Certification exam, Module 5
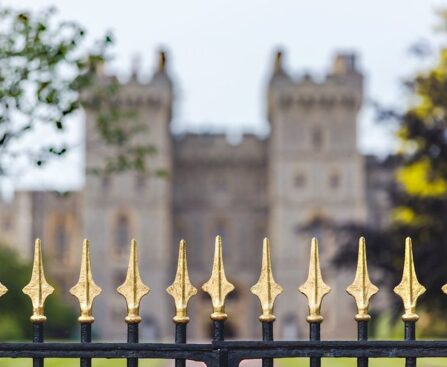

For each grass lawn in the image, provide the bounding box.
[0,359,165,367]
[0,357,446,367]
[278,358,447,367]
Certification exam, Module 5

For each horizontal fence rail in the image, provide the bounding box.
[0,235,443,366]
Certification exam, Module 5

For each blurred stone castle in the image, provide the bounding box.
[0,50,393,341]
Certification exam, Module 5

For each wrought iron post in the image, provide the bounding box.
[203,235,234,344]
[23,239,54,367]
[167,239,197,367]
[346,237,378,367]
[117,239,150,367]
[70,239,102,367]
[299,238,331,367]
[251,238,283,367]
[394,238,425,367]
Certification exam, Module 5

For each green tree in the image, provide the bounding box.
[336,11,447,335]
[0,6,156,177]
[0,245,76,340]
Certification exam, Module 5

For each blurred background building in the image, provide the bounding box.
[0,50,394,341]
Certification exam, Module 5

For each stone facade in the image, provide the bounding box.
[0,50,393,341]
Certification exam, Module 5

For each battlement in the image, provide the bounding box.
[268,50,363,117]
[90,50,173,108]
[173,133,267,164]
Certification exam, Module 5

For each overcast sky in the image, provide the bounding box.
[2,0,445,191]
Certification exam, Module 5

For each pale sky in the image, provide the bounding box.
[2,0,445,191]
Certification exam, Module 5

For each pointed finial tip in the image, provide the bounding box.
[394,237,425,322]
[359,236,365,243]
[167,239,197,323]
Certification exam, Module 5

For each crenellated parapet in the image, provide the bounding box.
[268,50,363,121]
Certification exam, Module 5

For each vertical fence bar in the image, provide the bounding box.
[405,321,416,367]
[393,238,425,367]
[250,238,282,367]
[309,322,321,367]
[80,323,92,367]
[175,323,187,367]
[127,323,139,367]
[32,323,44,367]
[213,320,225,342]
[117,240,150,367]
[262,321,274,367]
[357,320,368,367]
[167,240,198,367]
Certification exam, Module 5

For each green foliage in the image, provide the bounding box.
[0,245,76,340]
[336,11,447,336]
[0,6,158,177]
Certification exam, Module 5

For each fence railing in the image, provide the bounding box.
[0,235,445,367]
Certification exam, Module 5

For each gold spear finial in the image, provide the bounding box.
[70,239,102,324]
[117,239,150,324]
[23,239,54,323]
[202,235,235,321]
[346,237,379,321]
[393,237,426,322]
[167,239,197,324]
[250,238,283,322]
[0,281,7,299]
[298,238,331,323]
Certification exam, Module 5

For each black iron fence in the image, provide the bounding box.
[0,235,444,367]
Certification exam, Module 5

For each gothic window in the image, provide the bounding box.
[329,172,341,189]
[294,172,306,188]
[115,214,130,255]
[283,314,299,339]
[54,219,68,261]
[136,174,146,190]
[312,127,323,150]
[141,316,158,340]
[102,176,111,190]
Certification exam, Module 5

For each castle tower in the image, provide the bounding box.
[82,51,173,340]
[267,51,367,338]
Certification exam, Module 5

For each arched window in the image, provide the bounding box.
[115,214,130,255]
[54,219,68,261]
[283,314,299,339]
[312,127,323,150]
[329,171,341,189]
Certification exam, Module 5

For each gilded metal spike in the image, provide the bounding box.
[202,235,235,321]
[167,240,197,323]
[250,238,283,322]
[346,237,379,321]
[0,282,7,298]
[70,239,102,324]
[393,237,426,322]
[298,238,331,323]
[117,239,150,324]
[22,239,54,323]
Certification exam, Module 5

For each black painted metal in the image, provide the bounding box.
[261,321,273,367]
[80,323,91,367]
[309,323,320,367]
[32,323,43,367]
[175,323,187,367]
[127,323,139,367]
[213,320,224,342]
[405,321,416,367]
[10,320,447,366]
[357,320,368,367]
[3,340,447,359]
